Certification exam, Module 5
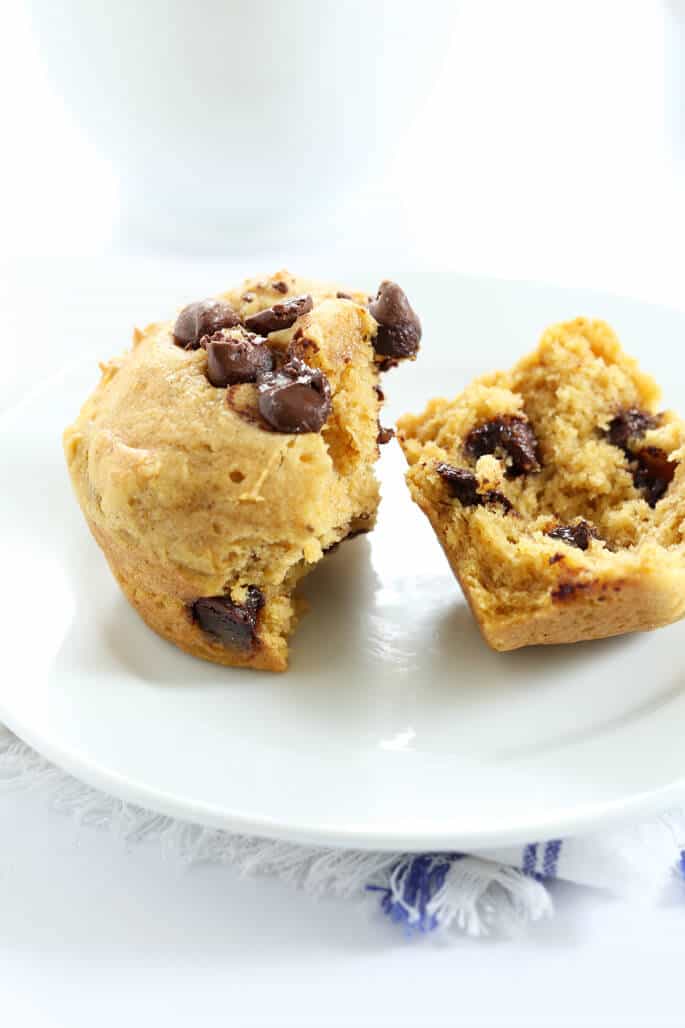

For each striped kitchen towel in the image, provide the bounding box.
[1,725,683,937]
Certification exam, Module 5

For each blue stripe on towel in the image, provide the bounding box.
[522,843,539,877]
[543,840,563,879]
[368,854,463,933]
[521,841,562,881]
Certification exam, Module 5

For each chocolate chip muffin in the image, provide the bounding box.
[398,318,685,651]
[64,272,421,671]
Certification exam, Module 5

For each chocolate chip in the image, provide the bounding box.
[369,281,422,362]
[336,291,352,300]
[606,408,660,452]
[633,446,678,507]
[241,291,256,303]
[256,356,331,433]
[244,294,313,335]
[272,280,289,294]
[546,520,599,551]
[485,490,513,512]
[374,384,385,403]
[204,327,273,387]
[435,462,513,512]
[437,464,482,506]
[173,299,240,350]
[605,410,676,505]
[464,415,541,476]
[552,580,593,603]
[191,587,264,651]
[377,424,394,445]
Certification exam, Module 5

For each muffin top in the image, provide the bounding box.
[64,271,420,587]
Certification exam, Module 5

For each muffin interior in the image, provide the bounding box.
[398,319,685,631]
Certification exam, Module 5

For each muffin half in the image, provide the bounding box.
[398,318,685,651]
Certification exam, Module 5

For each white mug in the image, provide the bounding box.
[28,0,457,253]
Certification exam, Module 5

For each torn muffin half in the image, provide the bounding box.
[397,318,685,651]
[64,272,421,671]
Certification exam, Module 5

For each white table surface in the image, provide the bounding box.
[1,257,684,1028]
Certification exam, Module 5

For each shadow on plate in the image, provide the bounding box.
[65,528,648,699]
[54,515,680,766]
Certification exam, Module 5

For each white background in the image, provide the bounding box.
[2,0,685,306]
[2,1,685,1026]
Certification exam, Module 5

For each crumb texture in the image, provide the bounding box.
[398,318,685,650]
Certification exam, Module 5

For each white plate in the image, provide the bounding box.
[3,271,685,852]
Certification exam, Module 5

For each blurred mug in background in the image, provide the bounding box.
[666,0,685,162]
[27,0,457,255]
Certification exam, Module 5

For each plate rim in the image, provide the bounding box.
[2,699,685,851]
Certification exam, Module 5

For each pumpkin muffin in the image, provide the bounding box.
[398,318,685,651]
[64,272,421,671]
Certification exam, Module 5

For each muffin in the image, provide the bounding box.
[397,318,685,651]
[64,272,421,671]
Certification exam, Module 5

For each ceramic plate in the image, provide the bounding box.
[2,271,685,851]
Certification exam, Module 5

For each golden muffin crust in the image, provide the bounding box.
[398,318,685,651]
[64,271,420,671]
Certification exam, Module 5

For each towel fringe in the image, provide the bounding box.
[1,725,682,937]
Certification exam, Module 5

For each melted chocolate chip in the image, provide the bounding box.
[486,490,513,512]
[173,299,240,350]
[435,463,513,512]
[244,294,313,335]
[606,408,659,452]
[605,409,676,506]
[192,587,264,651]
[546,520,599,551]
[336,291,352,300]
[633,447,678,507]
[436,464,481,505]
[373,383,393,444]
[256,356,331,433]
[369,281,422,362]
[552,580,593,602]
[204,327,273,387]
[272,280,289,294]
[464,415,541,476]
